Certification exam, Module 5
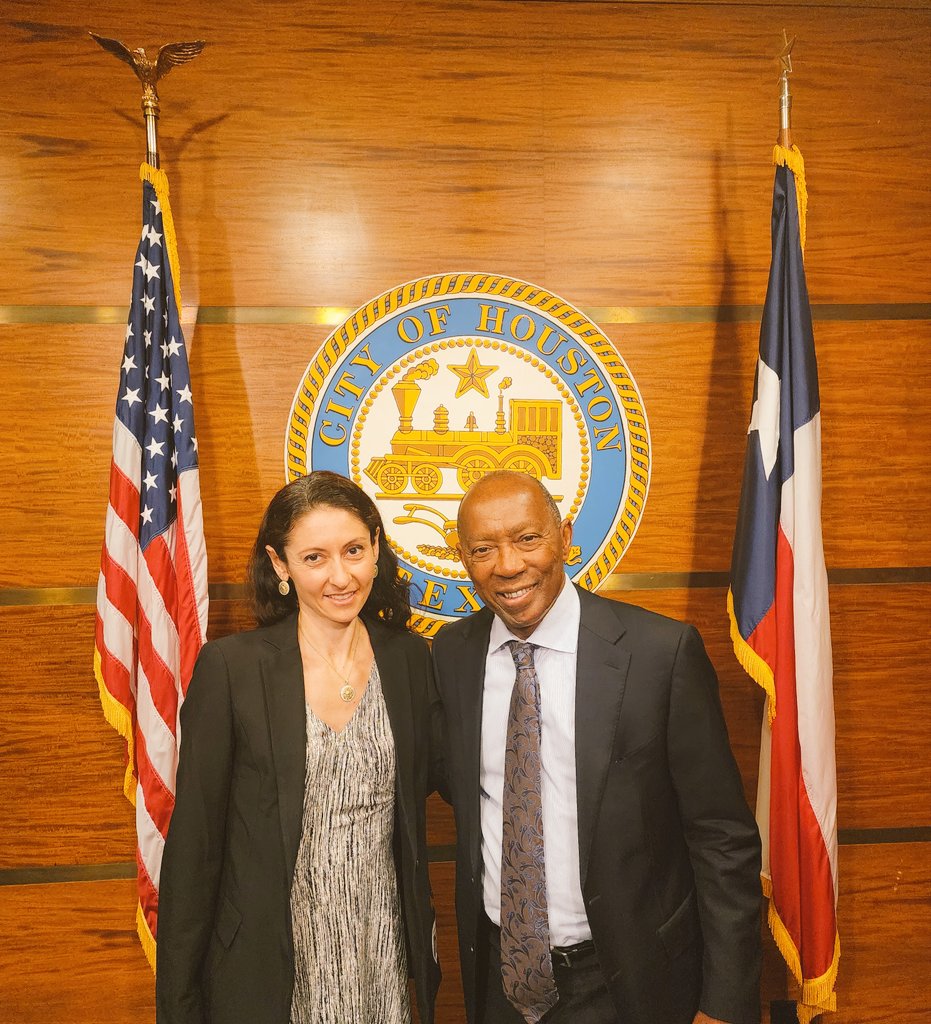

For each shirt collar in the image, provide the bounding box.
[488,574,579,655]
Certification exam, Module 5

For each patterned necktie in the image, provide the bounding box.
[500,640,558,1023]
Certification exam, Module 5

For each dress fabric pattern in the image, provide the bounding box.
[289,662,411,1024]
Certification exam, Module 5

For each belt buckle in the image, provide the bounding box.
[550,942,590,969]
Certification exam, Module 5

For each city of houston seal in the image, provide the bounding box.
[286,273,651,635]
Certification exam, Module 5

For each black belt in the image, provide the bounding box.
[484,917,596,970]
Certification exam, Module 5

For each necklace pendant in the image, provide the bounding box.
[339,684,355,703]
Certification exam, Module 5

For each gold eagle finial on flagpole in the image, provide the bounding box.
[776,30,796,149]
[89,33,205,168]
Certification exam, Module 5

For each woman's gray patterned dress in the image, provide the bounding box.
[289,662,411,1024]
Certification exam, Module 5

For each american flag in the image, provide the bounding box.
[728,146,839,1023]
[95,165,208,965]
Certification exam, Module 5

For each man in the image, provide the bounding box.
[432,471,762,1024]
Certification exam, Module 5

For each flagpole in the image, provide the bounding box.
[88,32,206,167]
[776,30,796,149]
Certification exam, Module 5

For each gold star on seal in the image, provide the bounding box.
[448,349,498,398]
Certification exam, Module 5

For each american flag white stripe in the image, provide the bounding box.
[95,164,207,966]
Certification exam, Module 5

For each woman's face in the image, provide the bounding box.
[267,505,379,629]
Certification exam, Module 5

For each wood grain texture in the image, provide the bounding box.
[0,2,928,308]
[0,879,154,1023]
[831,842,931,1023]
[2,318,928,587]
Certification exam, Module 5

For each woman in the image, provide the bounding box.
[156,471,441,1024]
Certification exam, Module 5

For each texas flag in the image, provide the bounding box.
[728,146,840,1024]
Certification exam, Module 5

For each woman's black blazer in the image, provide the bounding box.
[155,613,441,1024]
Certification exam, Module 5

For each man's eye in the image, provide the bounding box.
[471,546,491,557]
[519,534,540,544]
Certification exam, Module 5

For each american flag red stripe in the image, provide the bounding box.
[95,163,208,966]
[728,146,839,1023]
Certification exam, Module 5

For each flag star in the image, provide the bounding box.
[172,414,185,433]
[150,404,169,425]
[121,353,137,374]
[135,254,148,275]
[167,337,183,357]
[144,329,152,347]
[142,293,156,314]
[163,310,169,326]
[143,470,158,491]
[748,357,781,480]
[121,387,141,408]
[146,438,166,459]
[160,341,171,358]
[171,450,178,468]
[155,372,171,391]
[143,260,160,282]
[191,436,199,452]
[177,384,193,405]
[147,227,162,247]
[125,323,134,342]
[169,484,177,503]
[141,505,154,524]
[151,197,161,215]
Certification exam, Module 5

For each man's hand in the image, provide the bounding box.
[693,1013,729,1024]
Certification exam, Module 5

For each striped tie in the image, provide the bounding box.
[500,640,558,1023]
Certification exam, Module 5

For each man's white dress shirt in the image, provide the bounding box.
[480,575,592,946]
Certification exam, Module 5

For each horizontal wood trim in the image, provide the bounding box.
[5,827,930,885]
[3,566,929,606]
[2,303,929,325]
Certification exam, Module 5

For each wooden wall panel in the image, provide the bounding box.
[0,879,154,1024]
[2,318,928,588]
[1,3,928,308]
[0,606,135,869]
[832,842,931,1023]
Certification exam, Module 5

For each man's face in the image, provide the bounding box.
[457,476,572,639]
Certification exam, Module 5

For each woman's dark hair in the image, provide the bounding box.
[248,471,411,629]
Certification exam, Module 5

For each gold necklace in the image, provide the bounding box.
[298,616,361,703]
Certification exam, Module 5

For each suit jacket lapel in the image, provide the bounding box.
[574,586,631,888]
[453,608,492,875]
[260,614,307,883]
[370,621,416,851]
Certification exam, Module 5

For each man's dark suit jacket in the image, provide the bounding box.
[432,584,762,1024]
[156,613,441,1024]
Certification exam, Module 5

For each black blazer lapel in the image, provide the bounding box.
[260,614,307,883]
[453,608,493,875]
[370,622,416,852]
[574,587,631,888]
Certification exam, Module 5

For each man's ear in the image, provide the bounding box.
[559,517,574,557]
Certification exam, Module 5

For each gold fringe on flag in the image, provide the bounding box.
[139,163,183,313]
[773,144,808,253]
[761,875,840,1023]
[727,587,777,724]
[93,646,137,805]
[137,903,157,970]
